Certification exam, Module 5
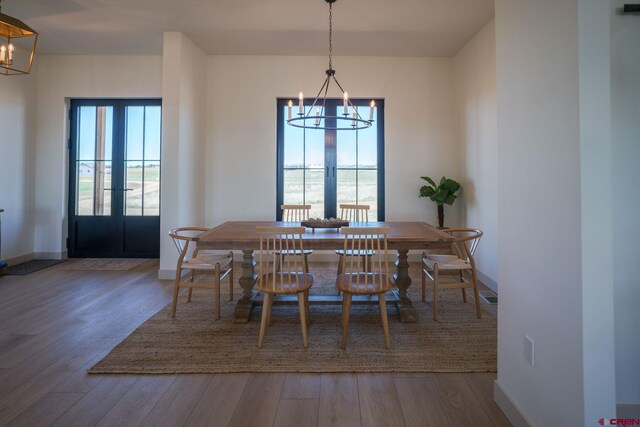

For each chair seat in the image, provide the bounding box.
[336,273,393,294]
[274,249,314,255]
[335,249,376,256]
[183,253,233,270]
[423,254,471,271]
[258,272,314,294]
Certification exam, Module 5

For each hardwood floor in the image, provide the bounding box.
[0,260,509,427]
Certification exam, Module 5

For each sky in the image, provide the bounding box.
[283,105,379,169]
[77,106,161,164]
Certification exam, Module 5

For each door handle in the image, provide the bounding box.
[122,188,133,192]
[332,166,335,177]
[326,166,329,177]
[104,188,115,191]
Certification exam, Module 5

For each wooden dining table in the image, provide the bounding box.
[195,221,452,323]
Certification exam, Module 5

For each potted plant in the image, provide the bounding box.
[419,176,461,228]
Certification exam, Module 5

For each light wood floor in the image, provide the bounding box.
[0,260,510,427]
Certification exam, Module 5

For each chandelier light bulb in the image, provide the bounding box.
[298,92,304,115]
[287,100,293,120]
[0,45,5,64]
[7,43,13,63]
[343,92,349,115]
[369,100,375,121]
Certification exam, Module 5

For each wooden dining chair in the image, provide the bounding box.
[421,228,483,321]
[169,227,234,320]
[257,226,313,349]
[278,205,314,273]
[336,204,375,275]
[338,227,393,350]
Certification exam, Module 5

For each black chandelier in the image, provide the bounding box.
[287,0,375,131]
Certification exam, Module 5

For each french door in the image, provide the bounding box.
[68,99,162,258]
[276,98,385,220]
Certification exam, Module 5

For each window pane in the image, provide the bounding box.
[284,108,304,167]
[124,161,143,216]
[143,161,160,216]
[305,169,324,218]
[283,169,304,205]
[76,161,95,215]
[337,169,357,208]
[359,169,377,221]
[336,130,356,168]
[358,113,377,168]
[78,107,96,160]
[305,131,324,169]
[144,106,162,160]
[126,106,144,160]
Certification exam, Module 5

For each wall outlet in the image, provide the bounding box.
[524,335,535,366]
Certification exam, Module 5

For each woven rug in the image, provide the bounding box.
[3,259,65,276]
[90,263,496,374]
[61,258,149,271]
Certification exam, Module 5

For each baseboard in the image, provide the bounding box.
[494,380,534,427]
[618,404,640,418]
[4,252,35,266]
[477,269,498,293]
[34,251,68,260]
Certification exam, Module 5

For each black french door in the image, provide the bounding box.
[276,98,385,221]
[68,99,162,258]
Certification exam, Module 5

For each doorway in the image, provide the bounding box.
[68,99,162,258]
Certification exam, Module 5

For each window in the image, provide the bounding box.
[276,98,385,220]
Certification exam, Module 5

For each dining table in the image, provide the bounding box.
[195,221,452,323]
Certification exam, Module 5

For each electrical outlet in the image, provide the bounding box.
[524,335,535,366]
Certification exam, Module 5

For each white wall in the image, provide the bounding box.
[611,0,640,410]
[495,0,616,425]
[206,55,460,228]
[159,33,207,275]
[0,66,37,262]
[33,55,162,257]
[452,20,498,291]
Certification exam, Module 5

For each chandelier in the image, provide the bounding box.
[287,0,374,131]
[0,0,38,76]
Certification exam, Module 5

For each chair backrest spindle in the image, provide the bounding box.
[257,226,308,291]
[339,204,370,223]
[281,205,311,222]
[340,226,390,292]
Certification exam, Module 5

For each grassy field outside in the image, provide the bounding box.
[77,165,160,216]
[283,168,378,220]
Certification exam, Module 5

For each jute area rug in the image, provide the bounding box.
[90,263,496,374]
[61,258,149,271]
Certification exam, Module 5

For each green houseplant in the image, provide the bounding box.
[419,176,461,228]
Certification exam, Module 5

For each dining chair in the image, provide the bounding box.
[338,227,393,350]
[257,226,313,349]
[336,204,375,275]
[421,228,483,321]
[278,205,313,273]
[169,227,234,320]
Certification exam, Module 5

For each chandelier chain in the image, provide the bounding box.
[328,1,332,70]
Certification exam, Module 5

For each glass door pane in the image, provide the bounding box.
[75,106,114,216]
[282,105,325,218]
[336,106,379,220]
[124,106,162,216]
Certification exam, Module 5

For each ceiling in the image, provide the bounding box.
[6,0,494,57]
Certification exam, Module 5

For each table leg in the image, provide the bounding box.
[393,249,418,323]
[234,249,257,323]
